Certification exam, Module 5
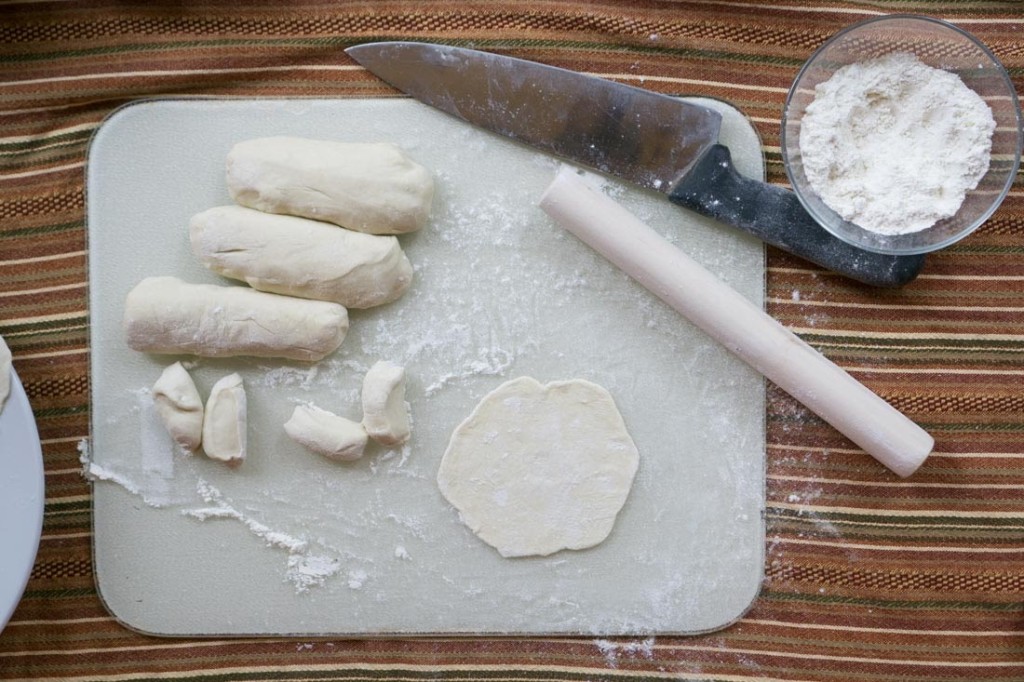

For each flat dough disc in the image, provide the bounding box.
[437,377,640,558]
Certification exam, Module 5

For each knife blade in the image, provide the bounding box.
[346,41,925,287]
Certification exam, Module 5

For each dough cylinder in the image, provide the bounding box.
[189,205,413,309]
[123,276,349,362]
[226,137,434,235]
[540,168,933,478]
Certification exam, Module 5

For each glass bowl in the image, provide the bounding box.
[782,14,1022,255]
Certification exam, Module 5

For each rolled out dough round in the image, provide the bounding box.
[437,377,639,558]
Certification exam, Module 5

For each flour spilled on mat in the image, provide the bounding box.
[80,393,349,595]
[593,637,657,668]
[81,443,345,594]
[184,479,342,593]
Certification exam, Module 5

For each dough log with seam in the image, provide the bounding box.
[123,276,349,361]
[226,137,434,235]
[190,205,413,309]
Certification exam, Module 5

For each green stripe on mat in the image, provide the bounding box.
[0,34,805,68]
[767,507,1024,528]
[0,219,84,239]
[761,589,1024,612]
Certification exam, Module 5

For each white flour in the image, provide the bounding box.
[183,480,343,593]
[799,52,995,235]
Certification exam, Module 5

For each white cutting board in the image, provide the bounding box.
[86,97,765,636]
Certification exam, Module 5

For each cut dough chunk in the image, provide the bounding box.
[361,360,410,446]
[226,137,434,235]
[190,205,413,309]
[123,276,348,361]
[284,405,368,462]
[202,373,246,465]
[437,377,639,558]
[152,362,203,451]
[0,334,11,414]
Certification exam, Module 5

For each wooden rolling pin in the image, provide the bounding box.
[540,168,933,478]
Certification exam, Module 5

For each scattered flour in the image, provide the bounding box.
[81,436,181,509]
[260,363,324,389]
[80,390,187,508]
[346,569,369,590]
[287,554,342,593]
[85,434,345,594]
[85,448,345,594]
[83,462,145,499]
[594,637,657,668]
[182,479,341,593]
[799,52,995,234]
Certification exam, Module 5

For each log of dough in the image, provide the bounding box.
[226,137,434,235]
[437,377,639,558]
[361,360,410,446]
[123,276,349,361]
[0,334,10,414]
[203,373,246,464]
[152,362,203,451]
[189,205,413,309]
[284,405,368,462]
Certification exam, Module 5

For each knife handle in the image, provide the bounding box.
[668,144,926,288]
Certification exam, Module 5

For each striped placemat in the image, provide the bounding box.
[1,2,1022,680]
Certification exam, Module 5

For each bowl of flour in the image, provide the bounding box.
[782,15,1021,255]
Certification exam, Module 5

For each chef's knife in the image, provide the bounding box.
[346,42,926,287]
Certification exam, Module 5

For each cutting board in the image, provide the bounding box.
[86,97,765,636]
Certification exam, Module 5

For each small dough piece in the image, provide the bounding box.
[202,373,246,464]
[437,377,639,558]
[284,405,368,462]
[361,360,410,446]
[190,205,413,309]
[123,276,348,361]
[0,334,11,413]
[226,137,434,235]
[152,362,203,451]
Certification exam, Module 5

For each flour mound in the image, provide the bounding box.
[799,52,995,235]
